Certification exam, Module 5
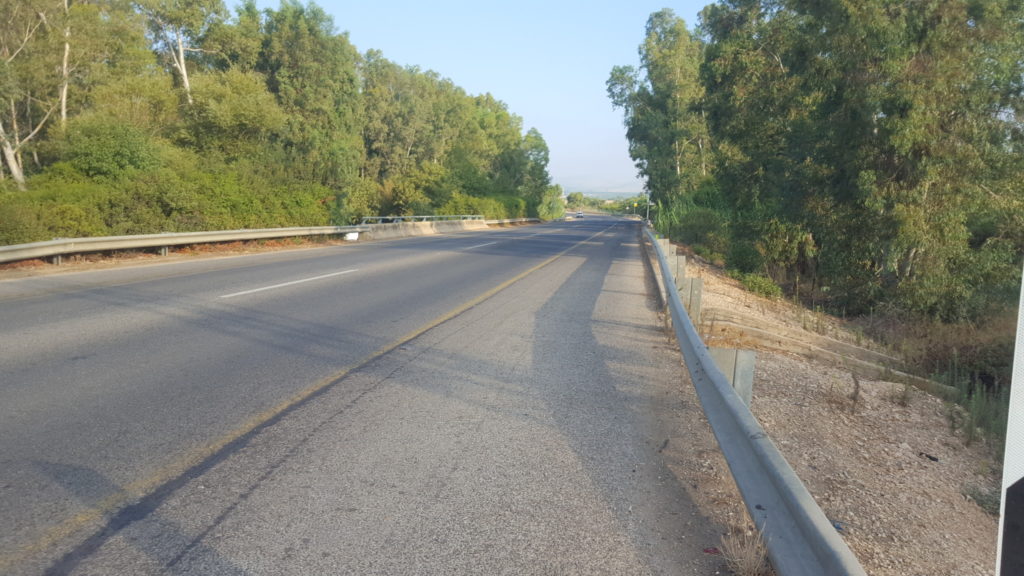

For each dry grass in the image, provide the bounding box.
[720,522,773,576]
[888,381,914,407]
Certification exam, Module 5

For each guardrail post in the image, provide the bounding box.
[675,254,687,290]
[679,277,703,325]
[709,348,757,406]
[160,246,169,257]
[52,254,62,266]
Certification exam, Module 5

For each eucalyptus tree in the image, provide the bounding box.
[257,0,362,187]
[519,127,551,205]
[54,0,150,128]
[360,51,431,194]
[0,0,55,188]
[135,0,226,104]
[799,0,1024,317]
[200,0,262,71]
[608,8,708,207]
[696,0,1024,317]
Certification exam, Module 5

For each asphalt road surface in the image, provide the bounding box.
[0,216,722,575]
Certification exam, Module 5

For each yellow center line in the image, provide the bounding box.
[0,221,622,571]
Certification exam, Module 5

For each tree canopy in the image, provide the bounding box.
[0,0,561,244]
[610,2,1024,321]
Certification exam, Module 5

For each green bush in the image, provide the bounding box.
[439,192,527,220]
[536,185,566,220]
[734,272,783,299]
[728,240,764,274]
[334,178,382,224]
[65,119,158,178]
[498,195,528,219]
[675,207,730,255]
[0,196,46,245]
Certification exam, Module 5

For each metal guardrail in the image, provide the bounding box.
[484,218,540,225]
[645,226,866,576]
[0,225,368,265]
[360,214,483,224]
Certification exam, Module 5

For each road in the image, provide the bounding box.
[0,215,722,574]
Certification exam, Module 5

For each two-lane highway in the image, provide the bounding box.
[1,216,722,574]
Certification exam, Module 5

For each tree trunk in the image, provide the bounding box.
[0,99,56,191]
[1,140,26,191]
[175,30,193,105]
[60,0,70,128]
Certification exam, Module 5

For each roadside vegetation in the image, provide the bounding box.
[608,2,1023,452]
[0,0,563,246]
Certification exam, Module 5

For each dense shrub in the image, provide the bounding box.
[439,192,527,221]
[728,270,783,299]
[727,240,763,274]
[64,120,159,178]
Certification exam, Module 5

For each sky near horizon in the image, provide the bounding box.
[248,1,710,196]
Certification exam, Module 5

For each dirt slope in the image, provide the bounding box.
[669,251,1002,576]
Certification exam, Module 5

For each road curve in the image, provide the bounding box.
[0,215,722,574]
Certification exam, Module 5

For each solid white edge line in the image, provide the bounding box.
[220,269,358,299]
[463,242,498,250]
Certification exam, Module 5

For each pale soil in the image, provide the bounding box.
[666,250,1002,576]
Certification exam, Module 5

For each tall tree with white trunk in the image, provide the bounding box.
[136,0,225,105]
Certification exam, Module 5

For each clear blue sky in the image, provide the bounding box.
[250,1,710,196]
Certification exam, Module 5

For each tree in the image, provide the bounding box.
[608,9,709,207]
[695,0,1024,317]
[258,0,362,187]
[537,185,565,220]
[0,0,55,189]
[360,51,430,192]
[53,0,150,128]
[185,68,286,156]
[519,127,551,204]
[200,0,263,71]
[136,0,226,104]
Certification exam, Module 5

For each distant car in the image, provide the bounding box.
[576,211,583,218]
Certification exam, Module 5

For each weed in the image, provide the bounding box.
[826,378,848,411]
[963,484,1001,516]
[938,348,1011,448]
[849,373,861,414]
[882,365,895,381]
[856,309,1013,454]
[721,524,772,576]
[737,272,783,299]
[889,381,913,407]
[813,306,827,334]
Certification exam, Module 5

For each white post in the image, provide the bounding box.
[997,263,1024,574]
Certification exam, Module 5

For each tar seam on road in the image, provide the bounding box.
[6,222,622,575]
